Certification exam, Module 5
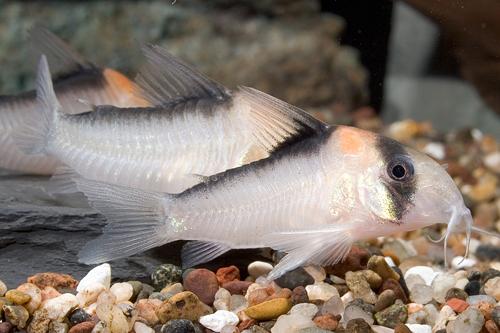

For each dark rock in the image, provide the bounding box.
[137,283,155,301]
[380,279,409,304]
[350,299,375,314]
[374,300,408,329]
[274,267,314,290]
[291,286,309,305]
[161,319,196,333]
[127,280,143,302]
[374,289,397,312]
[345,318,374,333]
[68,309,91,327]
[445,288,468,301]
[149,292,168,301]
[394,323,412,333]
[468,271,482,281]
[325,246,370,278]
[392,266,410,297]
[183,269,219,305]
[481,269,500,285]
[475,245,500,261]
[0,322,13,333]
[465,280,481,296]
[151,264,182,291]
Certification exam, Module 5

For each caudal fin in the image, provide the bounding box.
[13,55,60,155]
[74,177,172,264]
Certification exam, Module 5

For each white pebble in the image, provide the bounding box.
[484,152,500,173]
[247,261,273,279]
[77,263,111,292]
[270,314,314,333]
[404,266,439,286]
[304,265,326,282]
[432,305,456,332]
[77,283,106,307]
[431,273,457,303]
[110,283,133,303]
[455,278,469,290]
[384,256,396,267]
[341,291,354,305]
[289,303,318,319]
[371,326,394,333]
[423,142,445,160]
[133,322,154,333]
[0,280,6,297]
[43,293,79,321]
[406,324,432,333]
[199,310,239,332]
[330,275,346,284]
[305,282,339,301]
[451,256,477,269]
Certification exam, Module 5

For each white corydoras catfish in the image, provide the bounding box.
[0,26,148,175]
[15,46,322,193]
[74,89,499,279]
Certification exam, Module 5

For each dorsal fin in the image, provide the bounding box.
[236,86,328,153]
[136,45,230,106]
[28,24,96,79]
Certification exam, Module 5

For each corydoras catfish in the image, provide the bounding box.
[15,46,322,193]
[74,89,499,278]
[1,26,148,175]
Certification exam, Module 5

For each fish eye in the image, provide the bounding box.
[388,157,414,181]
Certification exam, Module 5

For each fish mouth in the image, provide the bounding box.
[427,204,473,266]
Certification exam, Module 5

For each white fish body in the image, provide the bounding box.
[0,26,148,175]
[75,89,499,278]
[15,46,321,193]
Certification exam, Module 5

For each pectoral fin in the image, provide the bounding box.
[181,241,232,268]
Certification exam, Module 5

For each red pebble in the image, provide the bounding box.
[313,314,339,331]
[68,321,95,333]
[183,269,219,305]
[325,246,370,278]
[446,298,469,313]
[216,266,240,285]
[222,280,253,295]
[28,272,78,291]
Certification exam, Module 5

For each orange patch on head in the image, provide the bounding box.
[103,69,150,107]
[337,126,375,154]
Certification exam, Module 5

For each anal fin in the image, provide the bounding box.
[181,241,232,268]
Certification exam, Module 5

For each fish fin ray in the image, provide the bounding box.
[13,55,60,155]
[45,165,81,196]
[181,241,232,268]
[74,177,172,264]
[263,227,353,280]
[136,45,229,106]
[29,25,96,79]
[236,86,328,153]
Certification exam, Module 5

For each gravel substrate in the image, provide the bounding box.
[0,119,499,333]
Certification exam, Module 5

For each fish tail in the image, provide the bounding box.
[74,177,174,264]
[13,55,60,155]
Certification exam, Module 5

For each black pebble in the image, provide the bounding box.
[68,308,91,326]
[481,268,500,285]
[161,319,198,333]
[274,267,314,290]
[475,245,500,261]
[467,271,481,281]
[464,280,481,296]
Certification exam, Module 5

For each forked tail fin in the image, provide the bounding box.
[13,55,60,155]
[74,177,174,264]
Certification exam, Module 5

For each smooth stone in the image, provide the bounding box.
[357,270,383,289]
[77,264,111,292]
[248,262,274,279]
[375,290,397,312]
[345,318,374,333]
[183,268,219,305]
[432,274,457,304]
[374,300,408,329]
[216,266,240,285]
[245,298,292,321]
[446,307,484,333]
[137,284,154,300]
[270,313,315,333]
[228,294,247,313]
[135,299,161,326]
[303,266,327,283]
[28,273,78,292]
[68,321,95,333]
[150,264,182,291]
[5,290,31,305]
[326,246,371,278]
[467,295,497,305]
[343,304,374,325]
[305,282,339,301]
[17,283,42,314]
[110,283,133,303]
[43,293,79,321]
[110,305,128,333]
[199,310,239,332]
[214,288,231,311]
[445,288,468,302]
[27,308,50,333]
[409,284,433,304]
[291,286,309,305]
[68,308,91,326]
[405,324,431,333]
[4,305,30,328]
[464,280,481,296]
[484,277,500,301]
[48,321,68,333]
[149,292,168,301]
[127,281,143,301]
[480,269,500,285]
[367,256,400,281]
[275,267,314,290]
[160,283,184,297]
[313,313,339,331]
[404,267,439,286]
[451,256,477,269]
[157,291,212,323]
[405,275,426,291]
[0,322,13,333]
[76,283,106,307]
[133,322,154,333]
[0,280,7,297]
[160,319,197,333]
[222,280,253,295]
[289,303,318,319]
[319,295,344,316]
[446,298,469,313]
[454,278,468,290]
[345,271,377,304]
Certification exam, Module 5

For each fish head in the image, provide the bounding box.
[352,132,471,243]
